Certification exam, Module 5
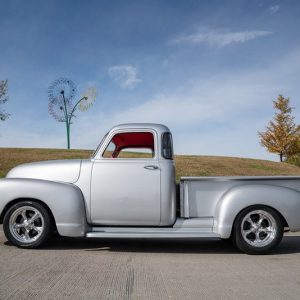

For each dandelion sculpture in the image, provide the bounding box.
[48,78,97,149]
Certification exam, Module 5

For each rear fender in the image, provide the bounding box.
[214,184,300,238]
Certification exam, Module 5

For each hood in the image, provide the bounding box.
[6,159,82,183]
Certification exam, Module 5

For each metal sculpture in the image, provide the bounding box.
[48,78,97,149]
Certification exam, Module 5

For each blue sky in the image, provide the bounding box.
[0,0,300,160]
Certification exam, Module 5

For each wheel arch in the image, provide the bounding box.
[231,204,288,237]
[0,178,87,237]
[214,184,300,238]
[0,198,57,232]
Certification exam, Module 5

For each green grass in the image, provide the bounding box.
[0,148,93,178]
[1,148,300,181]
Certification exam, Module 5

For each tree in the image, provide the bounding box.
[286,139,300,166]
[0,79,10,121]
[258,95,300,162]
[48,78,97,149]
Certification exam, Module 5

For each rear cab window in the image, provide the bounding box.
[162,132,173,160]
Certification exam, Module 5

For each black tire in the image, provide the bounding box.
[232,205,284,255]
[3,201,52,249]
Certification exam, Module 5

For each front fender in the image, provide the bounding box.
[214,184,300,238]
[0,178,87,237]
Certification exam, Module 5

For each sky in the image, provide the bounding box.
[0,0,300,161]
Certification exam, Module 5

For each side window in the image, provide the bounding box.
[102,141,116,158]
[118,148,153,159]
[102,132,155,159]
[162,132,173,159]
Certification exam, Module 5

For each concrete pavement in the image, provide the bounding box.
[1,226,300,299]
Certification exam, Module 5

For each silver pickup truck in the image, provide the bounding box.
[1,123,300,254]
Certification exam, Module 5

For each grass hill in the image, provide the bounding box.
[1,148,300,181]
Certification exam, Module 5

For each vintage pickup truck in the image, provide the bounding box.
[1,123,300,254]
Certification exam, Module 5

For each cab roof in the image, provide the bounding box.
[109,123,170,135]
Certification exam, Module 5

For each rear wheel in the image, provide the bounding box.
[232,206,284,255]
[3,201,51,248]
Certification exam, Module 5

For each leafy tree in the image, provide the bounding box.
[0,79,10,121]
[258,95,300,162]
[286,139,300,166]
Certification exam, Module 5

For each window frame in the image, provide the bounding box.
[96,129,158,161]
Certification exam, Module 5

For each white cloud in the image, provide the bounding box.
[108,65,141,89]
[0,124,66,148]
[268,5,280,14]
[171,27,273,48]
[101,77,271,134]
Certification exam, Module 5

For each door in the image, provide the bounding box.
[90,131,161,226]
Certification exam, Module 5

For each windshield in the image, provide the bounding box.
[91,132,108,158]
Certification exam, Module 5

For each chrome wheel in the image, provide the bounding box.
[8,206,45,244]
[241,210,277,248]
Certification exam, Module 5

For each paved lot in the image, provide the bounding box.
[1,226,300,300]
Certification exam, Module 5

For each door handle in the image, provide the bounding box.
[144,165,159,170]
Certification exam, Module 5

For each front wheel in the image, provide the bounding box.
[232,206,284,255]
[3,201,51,248]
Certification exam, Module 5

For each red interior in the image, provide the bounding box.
[111,132,154,158]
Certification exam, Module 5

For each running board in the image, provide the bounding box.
[86,229,220,239]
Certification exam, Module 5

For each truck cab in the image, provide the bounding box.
[89,123,176,226]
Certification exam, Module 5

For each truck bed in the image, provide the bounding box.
[180,176,300,218]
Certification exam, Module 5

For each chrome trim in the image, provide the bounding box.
[144,165,159,170]
[241,210,277,248]
[9,206,44,244]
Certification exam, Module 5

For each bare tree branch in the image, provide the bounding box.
[0,79,10,121]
